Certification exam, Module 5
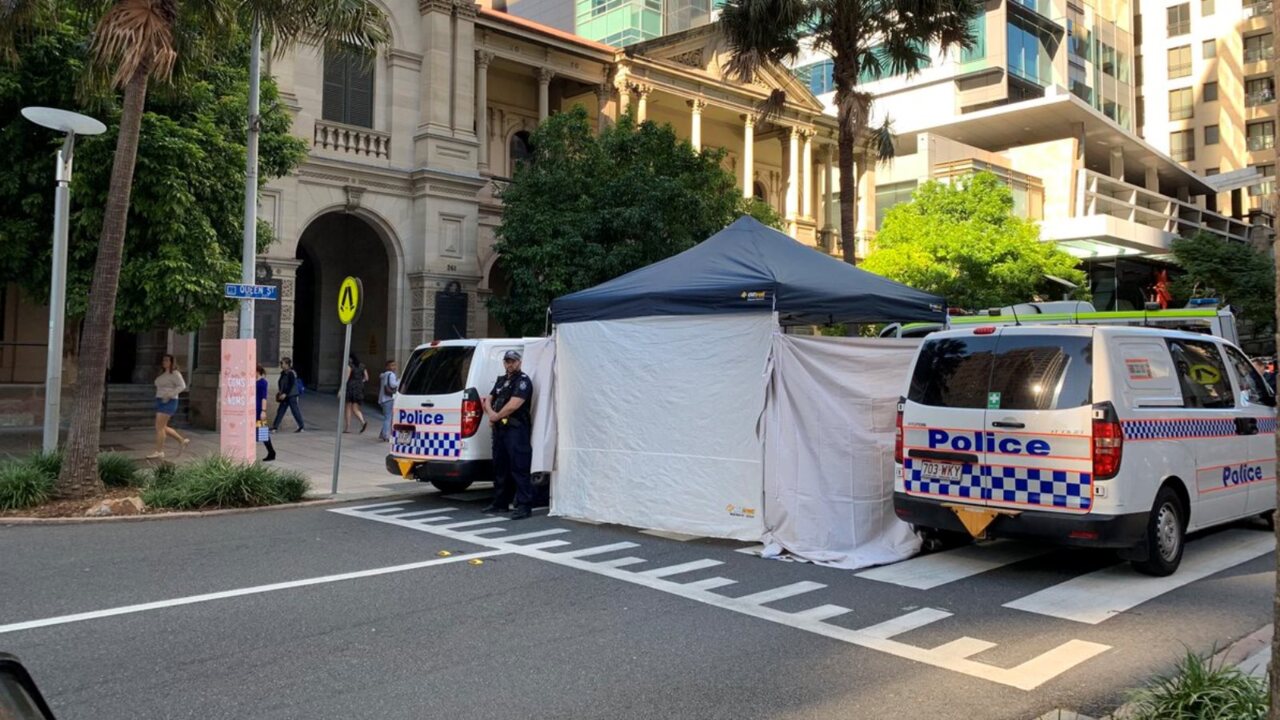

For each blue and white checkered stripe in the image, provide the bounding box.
[392,431,461,458]
[1122,418,1236,440]
[1259,417,1278,434]
[903,459,1092,511]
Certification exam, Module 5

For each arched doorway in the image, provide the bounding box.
[484,255,512,338]
[293,212,392,391]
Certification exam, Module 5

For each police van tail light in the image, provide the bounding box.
[1092,402,1123,480]
[461,389,482,439]
[894,398,905,465]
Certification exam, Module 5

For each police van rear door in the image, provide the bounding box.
[393,344,474,461]
[902,329,999,506]
[982,328,1096,515]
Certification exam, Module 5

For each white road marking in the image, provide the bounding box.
[856,540,1049,590]
[331,507,1111,690]
[554,542,640,558]
[521,540,572,550]
[932,638,998,659]
[735,581,826,606]
[735,545,766,556]
[792,605,852,621]
[640,529,704,542]
[595,557,647,569]
[638,559,723,578]
[1005,530,1275,624]
[437,518,509,530]
[859,608,952,639]
[413,516,454,524]
[489,529,571,543]
[387,508,456,519]
[462,527,509,536]
[0,550,506,636]
[683,577,738,591]
[339,500,415,512]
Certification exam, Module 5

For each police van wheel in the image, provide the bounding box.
[430,479,473,494]
[1261,509,1276,531]
[1132,488,1185,577]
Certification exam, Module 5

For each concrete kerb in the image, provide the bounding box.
[0,487,435,526]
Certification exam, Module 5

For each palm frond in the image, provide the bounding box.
[256,0,390,55]
[868,115,895,164]
[0,0,55,63]
[91,0,178,85]
[718,0,811,83]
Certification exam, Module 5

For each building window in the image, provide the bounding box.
[1203,40,1216,59]
[1249,164,1275,196]
[1245,33,1274,63]
[793,59,835,95]
[1246,76,1276,106]
[1167,46,1192,78]
[1007,18,1054,86]
[1247,120,1276,151]
[962,14,987,63]
[1170,130,1195,161]
[1205,125,1220,145]
[1166,3,1191,36]
[322,48,375,128]
[1202,0,1215,13]
[1169,88,1194,120]
[1244,0,1271,18]
[1204,81,1218,101]
[509,130,533,173]
[874,181,917,230]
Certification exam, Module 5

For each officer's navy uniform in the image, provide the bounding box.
[489,370,534,512]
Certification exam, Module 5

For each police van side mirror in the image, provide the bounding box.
[0,654,57,719]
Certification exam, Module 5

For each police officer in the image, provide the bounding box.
[481,350,535,519]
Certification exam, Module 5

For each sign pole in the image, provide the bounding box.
[330,276,363,496]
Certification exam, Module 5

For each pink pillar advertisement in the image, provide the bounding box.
[220,339,256,463]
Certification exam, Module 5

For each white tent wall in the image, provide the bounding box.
[551,314,774,540]
[523,337,558,474]
[761,335,923,569]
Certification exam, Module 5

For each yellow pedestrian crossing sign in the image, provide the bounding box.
[337,276,362,325]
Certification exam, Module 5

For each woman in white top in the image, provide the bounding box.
[149,354,190,459]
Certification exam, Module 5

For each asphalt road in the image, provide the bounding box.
[0,489,1273,720]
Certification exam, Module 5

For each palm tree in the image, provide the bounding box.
[718,0,981,265]
[1,0,389,498]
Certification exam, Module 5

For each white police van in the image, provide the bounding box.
[384,338,523,493]
[894,324,1276,575]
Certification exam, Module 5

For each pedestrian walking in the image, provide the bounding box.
[345,354,369,434]
[481,350,534,519]
[256,365,276,462]
[378,359,399,441]
[272,357,305,432]
[147,354,189,459]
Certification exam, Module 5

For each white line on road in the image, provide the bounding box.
[436,518,510,530]
[387,508,456,519]
[735,581,826,606]
[791,605,851,622]
[860,608,953,640]
[640,529,705,542]
[488,529,571,543]
[595,557,647,569]
[637,559,723,578]
[1004,530,1275,624]
[338,500,416,513]
[522,540,572,550]
[683,577,737,591]
[0,550,507,636]
[553,542,639,558]
[856,540,1049,590]
[462,527,510,536]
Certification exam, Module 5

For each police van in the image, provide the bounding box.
[894,324,1276,575]
[384,338,523,493]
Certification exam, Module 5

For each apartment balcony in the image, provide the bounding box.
[1042,169,1256,258]
[1244,0,1272,17]
[1246,135,1276,152]
[312,120,392,161]
[1246,89,1276,108]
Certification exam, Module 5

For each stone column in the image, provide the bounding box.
[1109,146,1125,180]
[801,130,814,219]
[786,127,800,224]
[596,83,612,134]
[476,51,493,172]
[537,68,554,121]
[741,114,755,199]
[689,98,706,151]
[635,84,651,123]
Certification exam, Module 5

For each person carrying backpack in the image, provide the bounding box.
[272,356,306,432]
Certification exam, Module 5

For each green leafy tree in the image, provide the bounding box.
[1171,232,1275,334]
[0,17,306,333]
[490,106,783,336]
[2,0,388,499]
[719,0,982,265]
[862,172,1086,309]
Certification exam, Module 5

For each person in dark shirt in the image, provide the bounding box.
[481,350,534,519]
[256,365,276,462]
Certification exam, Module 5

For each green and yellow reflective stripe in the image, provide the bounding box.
[949,309,1219,325]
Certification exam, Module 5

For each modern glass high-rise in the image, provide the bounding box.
[571,0,712,46]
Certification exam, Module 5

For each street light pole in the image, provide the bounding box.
[239,19,263,342]
[21,107,106,454]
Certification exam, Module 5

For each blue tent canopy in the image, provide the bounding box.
[551,216,945,326]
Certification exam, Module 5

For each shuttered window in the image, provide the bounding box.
[323,49,374,128]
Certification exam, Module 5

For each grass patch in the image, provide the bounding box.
[142,455,310,510]
[96,453,141,487]
[0,462,54,511]
[1125,651,1267,720]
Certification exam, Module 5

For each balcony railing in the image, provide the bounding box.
[1244,1,1273,17]
[1247,89,1277,106]
[1249,180,1276,197]
[1245,47,1275,63]
[1247,135,1276,151]
[313,120,391,160]
[1171,147,1195,162]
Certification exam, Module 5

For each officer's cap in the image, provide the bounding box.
[503,350,522,361]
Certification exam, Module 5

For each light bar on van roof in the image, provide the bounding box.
[950,309,1220,324]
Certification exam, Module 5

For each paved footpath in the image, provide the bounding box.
[0,488,1273,720]
[0,394,419,499]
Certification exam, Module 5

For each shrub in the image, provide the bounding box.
[0,462,54,511]
[142,455,311,510]
[97,453,141,487]
[1125,651,1267,720]
[26,451,62,481]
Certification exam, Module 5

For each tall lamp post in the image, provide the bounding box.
[21,107,107,454]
